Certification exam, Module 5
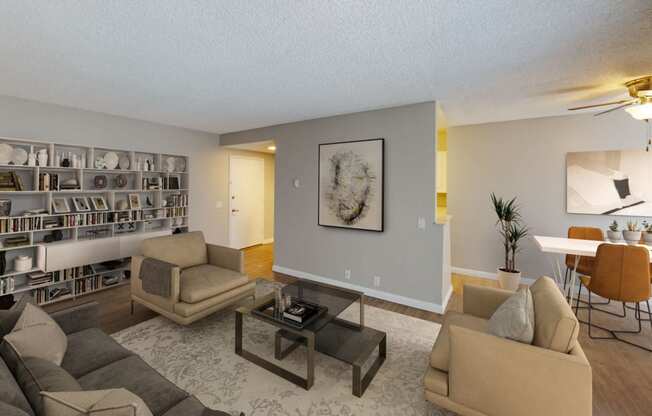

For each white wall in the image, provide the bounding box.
[448,111,647,279]
[222,102,447,310]
[0,95,229,245]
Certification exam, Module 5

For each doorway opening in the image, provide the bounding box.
[225,140,275,278]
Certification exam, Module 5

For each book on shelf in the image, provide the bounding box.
[0,216,42,233]
[39,172,61,191]
[4,235,29,247]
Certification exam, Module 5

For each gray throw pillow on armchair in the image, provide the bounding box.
[487,287,535,344]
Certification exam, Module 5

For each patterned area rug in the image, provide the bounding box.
[113,283,452,416]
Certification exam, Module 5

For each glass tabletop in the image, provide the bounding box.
[281,279,361,321]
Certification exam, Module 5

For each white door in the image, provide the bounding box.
[229,155,265,249]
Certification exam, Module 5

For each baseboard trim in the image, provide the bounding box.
[262,238,274,244]
[272,265,449,314]
[451,266,537,286]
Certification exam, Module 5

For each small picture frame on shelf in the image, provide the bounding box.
[168,175,180,190]
[72,197,91,212]
[52,198,70,214]
[0,199,11,217]
[90,196,109,211]
[128,193,141,210]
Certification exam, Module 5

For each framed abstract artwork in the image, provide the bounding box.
[567,149,652,216]
[318,138,384,231]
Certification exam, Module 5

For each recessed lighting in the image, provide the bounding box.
[267,145,276,151]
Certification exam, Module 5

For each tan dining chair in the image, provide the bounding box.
[564,226,604,293]
[574,243,652,352]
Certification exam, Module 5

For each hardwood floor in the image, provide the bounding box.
[43,243,652,416]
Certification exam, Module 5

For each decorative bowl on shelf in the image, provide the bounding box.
[0,143,13,165]
[11,148,28,166]
[118,154,130,170]
[104,152,119,170]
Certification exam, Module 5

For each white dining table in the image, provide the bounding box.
[533,235,652,304]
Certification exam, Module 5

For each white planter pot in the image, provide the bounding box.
[606,230,622,242]
[623,230,642,245]
[643,232,652,245]
[497,268,521,291]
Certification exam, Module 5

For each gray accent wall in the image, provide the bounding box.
[0,95,228,245]
[448,111,647,279]
[221,102,445,308]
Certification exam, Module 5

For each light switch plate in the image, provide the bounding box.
[215,201,223,209]
[417,217,426,229]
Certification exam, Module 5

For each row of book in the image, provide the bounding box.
[0,171,25,191]
[38,173,60,191]
[27,271,52,286]
[0,216,42,233]
[166,194,188,207]
[33,285,72,304]
[59,212,113,227]
[51,265,93,282]
[165,207,187,218]
[74,276,100,294]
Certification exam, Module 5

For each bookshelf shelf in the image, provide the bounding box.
[0,136,190,304]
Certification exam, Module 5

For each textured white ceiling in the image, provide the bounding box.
[0,1,650,133]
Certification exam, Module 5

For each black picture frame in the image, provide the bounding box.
[318,138,385,232]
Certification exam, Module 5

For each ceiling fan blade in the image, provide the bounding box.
[593,102,635,116]
[568,99,634,111]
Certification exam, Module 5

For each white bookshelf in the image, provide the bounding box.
[0,136,190,305]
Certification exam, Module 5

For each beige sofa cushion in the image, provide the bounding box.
[142,231,207,269]
[174,282,255,317]
[180,264,250,304]
[430,311,488,372]
[530,276,579,353]
[423,367,448,396]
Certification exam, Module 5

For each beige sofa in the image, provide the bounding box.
[131,231,256,325]
[424,276,592,416]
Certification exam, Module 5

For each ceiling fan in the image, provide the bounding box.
[568,76,652,120]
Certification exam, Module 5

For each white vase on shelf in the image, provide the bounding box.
[37,149,48,166]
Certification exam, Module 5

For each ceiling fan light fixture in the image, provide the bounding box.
[625,102,652,120]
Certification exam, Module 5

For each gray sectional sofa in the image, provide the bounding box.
[0,301,230,416]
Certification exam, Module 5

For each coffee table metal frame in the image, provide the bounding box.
[234,280,386,397]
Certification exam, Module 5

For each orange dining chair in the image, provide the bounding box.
[564,226,604,293]
[574,243,652,352]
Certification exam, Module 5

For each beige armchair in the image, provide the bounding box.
[424,276,592,416]
[131,231,256,325]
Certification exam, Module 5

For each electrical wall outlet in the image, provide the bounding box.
[417,217,426,230]
[373,276,381,287]
[344,269,351,280]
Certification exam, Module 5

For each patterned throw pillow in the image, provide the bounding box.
[4,303,67,365]
[487,287,535,344]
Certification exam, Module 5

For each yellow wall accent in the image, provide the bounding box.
[437,129,447,151]
[437,192,447,207]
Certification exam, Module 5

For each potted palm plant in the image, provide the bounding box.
[491,193,529,291]
[623,219,642,245]
[607,220,622,242]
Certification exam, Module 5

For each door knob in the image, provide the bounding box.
[232,209,239,213]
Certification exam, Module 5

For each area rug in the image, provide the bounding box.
[113,286,452,416]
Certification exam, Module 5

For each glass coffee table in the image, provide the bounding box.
[235,279,386,397]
